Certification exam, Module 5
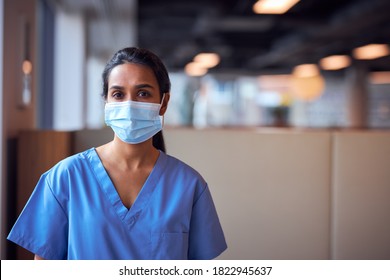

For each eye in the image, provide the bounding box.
[112,91,124,100]
[137,90,151,98]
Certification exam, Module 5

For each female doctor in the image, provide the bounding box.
[8,47,227,260]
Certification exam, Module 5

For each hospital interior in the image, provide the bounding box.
[1,0,390,260]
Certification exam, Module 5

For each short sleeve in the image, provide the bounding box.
[7,173,68,259]
[188,184,227,259]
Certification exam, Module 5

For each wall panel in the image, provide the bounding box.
[332,131,390,259]
[164,128,332,259]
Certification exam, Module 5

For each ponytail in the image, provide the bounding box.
[153,131,166,153]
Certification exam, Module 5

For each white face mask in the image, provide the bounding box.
[104,97,164,144]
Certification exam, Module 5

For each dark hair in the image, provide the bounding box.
[102,47,171,152]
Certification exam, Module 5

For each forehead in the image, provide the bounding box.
[108,63,158,86]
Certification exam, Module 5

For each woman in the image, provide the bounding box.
[8,47,227,260]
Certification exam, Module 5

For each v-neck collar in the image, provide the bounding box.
[86,148,167,225]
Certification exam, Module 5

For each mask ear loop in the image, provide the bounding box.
[159,93,166,113]
[160,93,166,127]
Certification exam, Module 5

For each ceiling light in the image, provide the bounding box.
[319,55,351,70]
[291,64,325,101]
[290,74,325,101]
[253,0,300,14]
[193,53,220,68]
[184,62,207,77]
[292,64,320,78]
[369,71,390,84]
[352,44,390,60]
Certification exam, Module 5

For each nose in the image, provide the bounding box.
[123,93,137,102]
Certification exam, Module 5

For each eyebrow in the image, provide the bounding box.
[108,84,155,90]
[109,85,125,91]
[135,83,155,89]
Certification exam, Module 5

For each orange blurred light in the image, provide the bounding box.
[185,62,207,77]
[22,60,32,74]
[370,71,390,84]
[193,53,220,68]
[319,55,351,70]
[292,64,320,78]
[353,44,390,60]
[253,0,300,14]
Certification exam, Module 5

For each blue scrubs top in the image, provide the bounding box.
[7,148,227,260]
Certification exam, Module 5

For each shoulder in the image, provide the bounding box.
[36,148,96,203]
[42,148,95,184]
[161,152,208,200]
[50,148,93,169]
[163,152,206,184]
[159,152,209,202]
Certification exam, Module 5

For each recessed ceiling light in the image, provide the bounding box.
[253,0,300,14]
[184,62,208,77]
[353,44,390,60]
[292,64,320,78]
[193,53,220,68]
[319,55,351,70]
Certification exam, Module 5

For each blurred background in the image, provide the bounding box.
[1,0,390,260]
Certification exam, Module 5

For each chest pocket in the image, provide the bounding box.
[151,232,189,260]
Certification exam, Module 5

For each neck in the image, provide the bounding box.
[107,136,159,170]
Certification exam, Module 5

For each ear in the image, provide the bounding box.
[159,93,170,115]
